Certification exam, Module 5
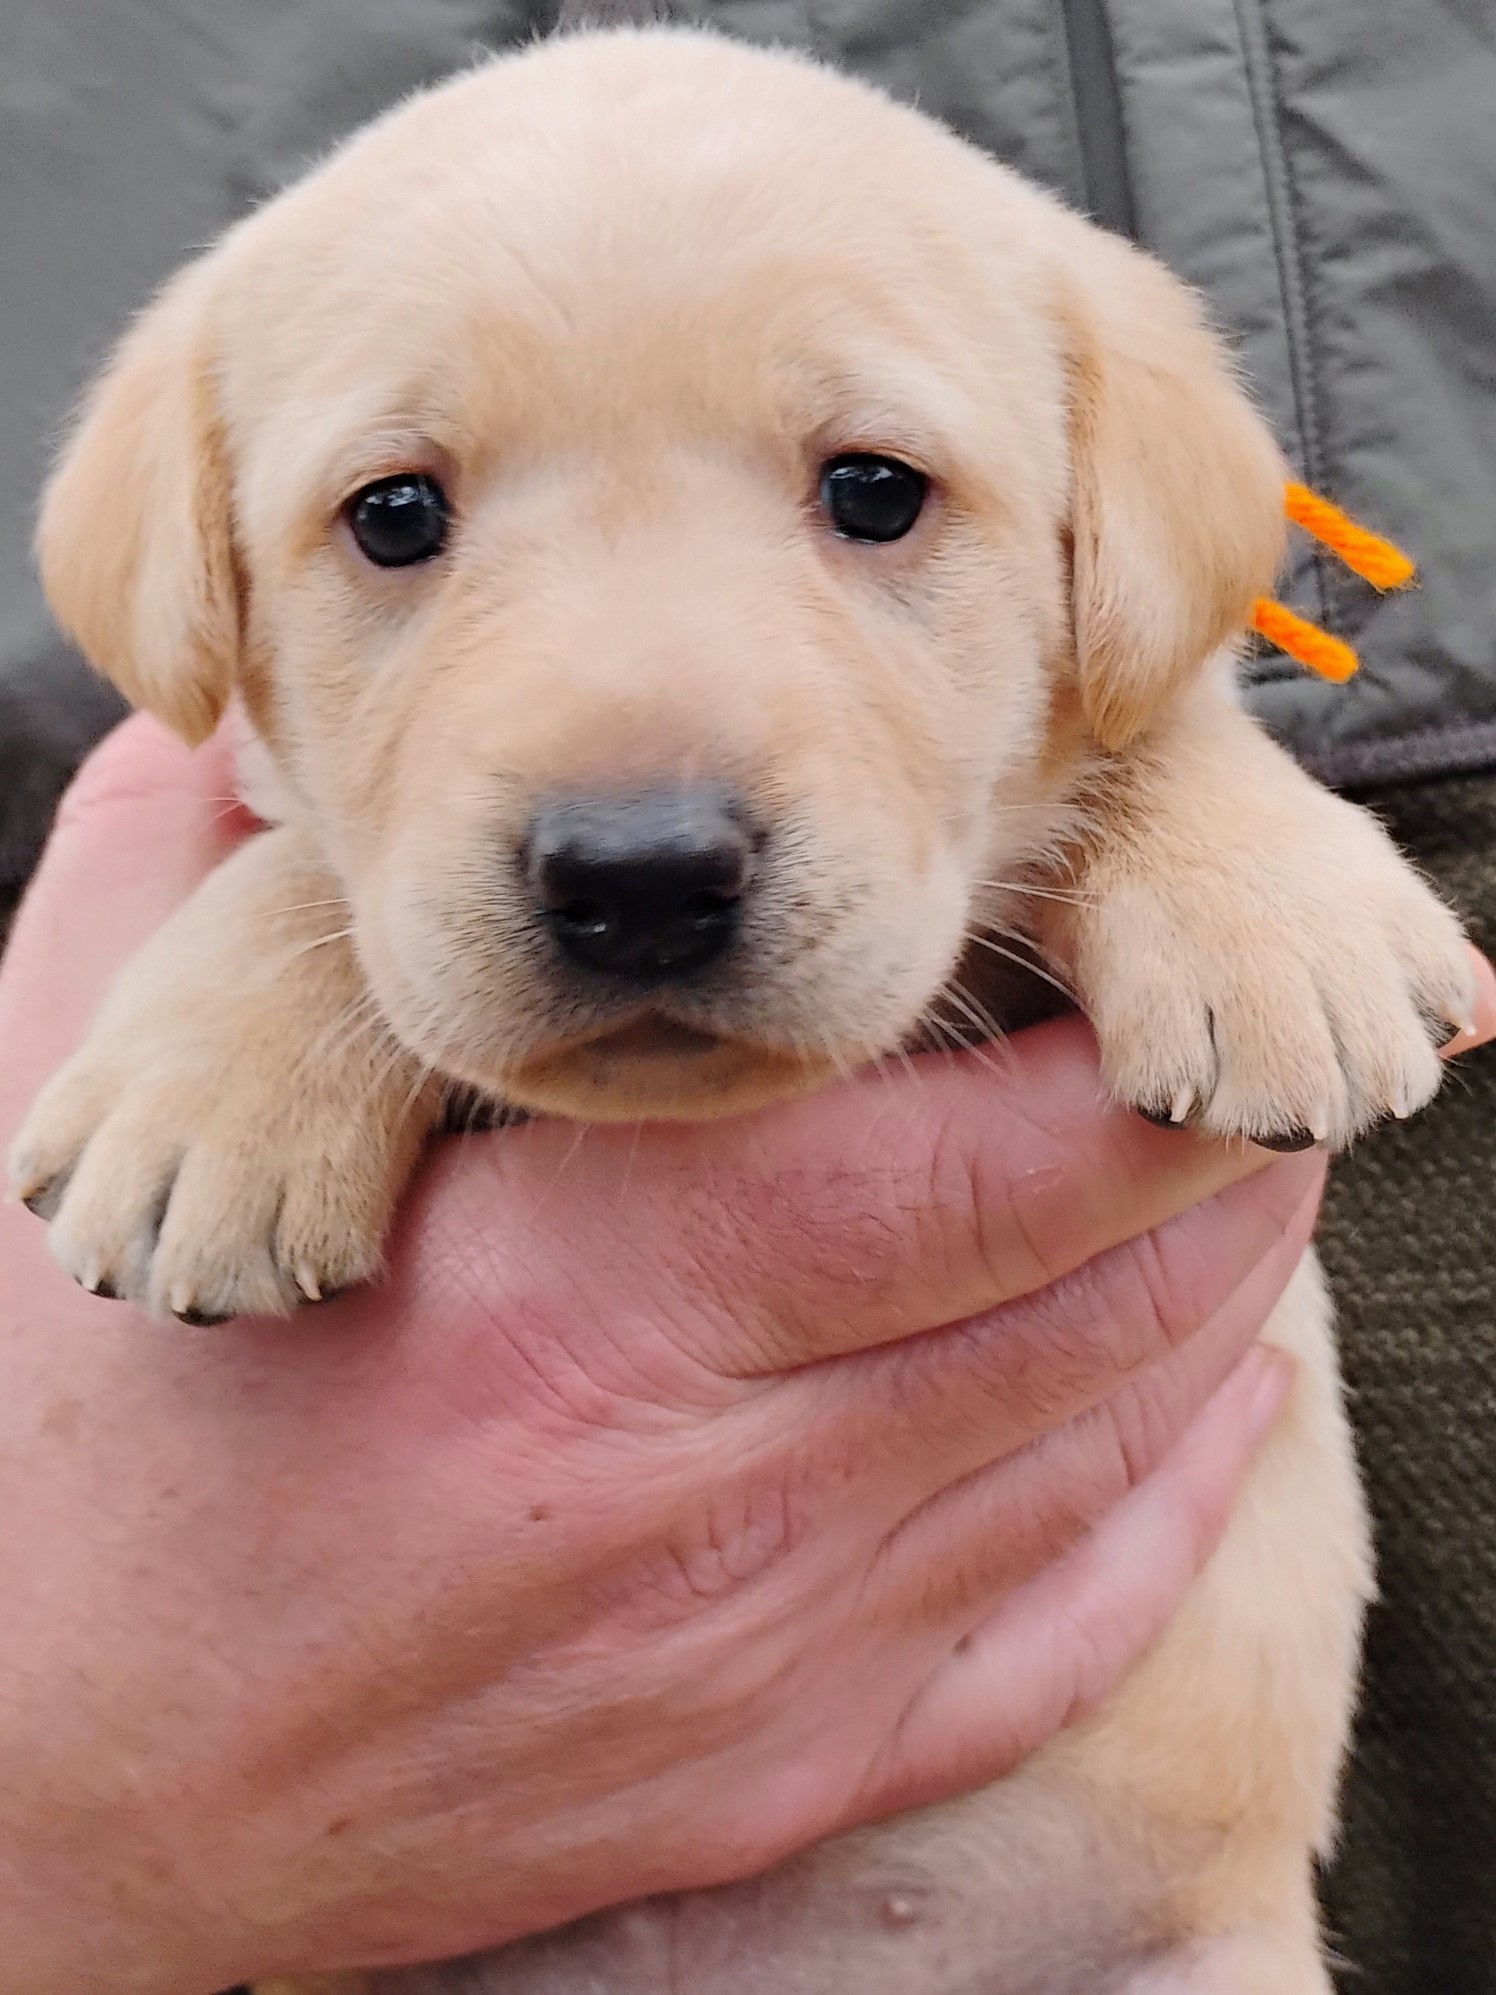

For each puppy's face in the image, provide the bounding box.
[38,31,1285,1119]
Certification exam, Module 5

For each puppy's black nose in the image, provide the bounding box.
[526,790,752,979]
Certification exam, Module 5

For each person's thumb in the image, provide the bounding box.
[1,713,249,1124]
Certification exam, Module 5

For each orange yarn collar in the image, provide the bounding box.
[1249,482,1414,683]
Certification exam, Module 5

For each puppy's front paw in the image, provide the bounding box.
[11,1029,436,1324]
[1071,797,1474,1151]
[9,1018,435,1322]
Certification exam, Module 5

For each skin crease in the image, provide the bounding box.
[0,715,1457,1991]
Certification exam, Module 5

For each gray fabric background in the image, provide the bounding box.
[4,0,1496,793]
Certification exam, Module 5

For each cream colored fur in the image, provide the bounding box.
[8,26,1474,1991]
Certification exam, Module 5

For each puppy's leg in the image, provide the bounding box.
[1037,1253,1367,1995]
[1125,1928,1333,1995]
[8,826,440,1321]
[1018,686,1457,1980]
[1040,679,1474,1148]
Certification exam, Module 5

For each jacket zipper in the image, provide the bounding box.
[1058,0,1138,239]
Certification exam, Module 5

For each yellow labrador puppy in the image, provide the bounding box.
[10,25,1472,1994]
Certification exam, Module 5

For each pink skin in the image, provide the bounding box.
[2,716,1492,1992]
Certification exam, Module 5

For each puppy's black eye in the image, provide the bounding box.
[345,473,449,568]
[819,453,927,543]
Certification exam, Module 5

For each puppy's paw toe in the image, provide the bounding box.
[11,1049,421,1322]
[1087,966,1220,1136]
[9,1059,166,1298]
[1079,836,1473,1154]
[146,1145,388,1322]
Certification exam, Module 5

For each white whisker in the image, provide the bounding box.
[529,1121,592,1219]
[970,877,1096,909]
[274,925,356,969]
[261,897,351,921]
[961,929,1077,1007]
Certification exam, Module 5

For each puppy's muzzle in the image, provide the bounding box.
[525,788,754,981]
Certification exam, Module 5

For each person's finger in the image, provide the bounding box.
[0,715,249,1111]
[863,1165,1320,1622]
[406,1022,1282,1379]
[1442,945,1496,1056]
[791,1154,1322,1517]
[855,1341,1294,1822]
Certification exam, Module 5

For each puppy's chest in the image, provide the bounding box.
[359,1914,1144,1995]
[354,1793,1160,1995]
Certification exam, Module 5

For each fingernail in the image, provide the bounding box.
[1234,1346,1295,1439]
[1254,1149,1328,1215]
[1443,947,1496,1056]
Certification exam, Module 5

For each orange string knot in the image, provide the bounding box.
[1250,483,1416,682]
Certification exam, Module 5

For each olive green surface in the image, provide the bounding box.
[1314,769,1496,1991]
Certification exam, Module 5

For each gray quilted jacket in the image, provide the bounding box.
[1,0,1493,798]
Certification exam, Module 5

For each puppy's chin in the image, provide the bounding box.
[499,1016,839,1122]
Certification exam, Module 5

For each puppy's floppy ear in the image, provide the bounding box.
[36,258,240,747]
[1060,233,1286,752]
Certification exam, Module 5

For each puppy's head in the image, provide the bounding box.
[38,30,1284,1119]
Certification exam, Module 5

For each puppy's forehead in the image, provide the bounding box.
[215,30,1065,466]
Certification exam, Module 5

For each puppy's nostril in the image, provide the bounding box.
[547,887,739,970]
[525,790,753,981]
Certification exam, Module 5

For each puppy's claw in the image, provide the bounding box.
[295,1262,323,1304]
[20,1176,70,1222]
[1389,1079,1418,1121]
[172,1304,235,1328]
[1137,1104,1180,1130]
[1253,1128,1320,1154]
[1138,1088,1195,1131]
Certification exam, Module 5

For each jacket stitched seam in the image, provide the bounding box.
[1292,718,1496,792]
[1055,0,1139,238]
[1042,0,1093,218]
[1229,0,1332,631]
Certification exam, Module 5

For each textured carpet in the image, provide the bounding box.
[1315,768,1496,1990]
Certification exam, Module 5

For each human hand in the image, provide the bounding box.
[5,719,1488,1992]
